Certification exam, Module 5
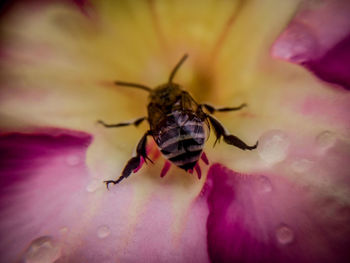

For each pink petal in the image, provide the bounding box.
[272,0,350,90]
[205,164,350,263]
[0,130,210,262]
[0,130,92,262]
[304,35,350,90]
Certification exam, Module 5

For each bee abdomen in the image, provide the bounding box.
[155,113,207,171]
[160,137,204,170]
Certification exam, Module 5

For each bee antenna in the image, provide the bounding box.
[114,81,152,92]
[168,53,188,83]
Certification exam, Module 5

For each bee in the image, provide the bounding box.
[98,54,258,188]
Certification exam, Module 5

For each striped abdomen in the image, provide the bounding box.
[153,111,207,171]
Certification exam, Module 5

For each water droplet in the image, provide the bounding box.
[66,154,80,166]
[316,131,336,153]
[291,159,313,173]
[97,225,110,239]
[257,130,290,165]
[257,176,272,193]
[23,236,61,263]
[276,225,294,245]
[86,179,101,193]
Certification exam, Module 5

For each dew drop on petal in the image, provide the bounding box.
[257,130,290,165]
[86,179,101,193]
[257,176,272,193]
[65,154,80,166]
[276,225,294,245]
[291,159,313,173]
[316,131,336,153]
[23,236,61,263]
[97,225,111,239]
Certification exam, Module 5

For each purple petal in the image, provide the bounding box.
[205,164,350,263]
[304,34,350,90]
[271,0,350,90]
[0,130,92,262]
[0,130,210,262]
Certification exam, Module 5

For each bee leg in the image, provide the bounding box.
[104,130,152,189]
[200,103,247,114]
[206,114,258,150]
[97,117,147,128]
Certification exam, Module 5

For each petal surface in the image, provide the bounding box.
[0,130,92,262]
[0,131,209,262]
[0,1,350,262]
[205,163,350,263]
[272,0,350,90]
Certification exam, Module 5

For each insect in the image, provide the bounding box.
[98,54,258,188]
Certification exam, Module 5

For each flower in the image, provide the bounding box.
[0,0,350,262]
